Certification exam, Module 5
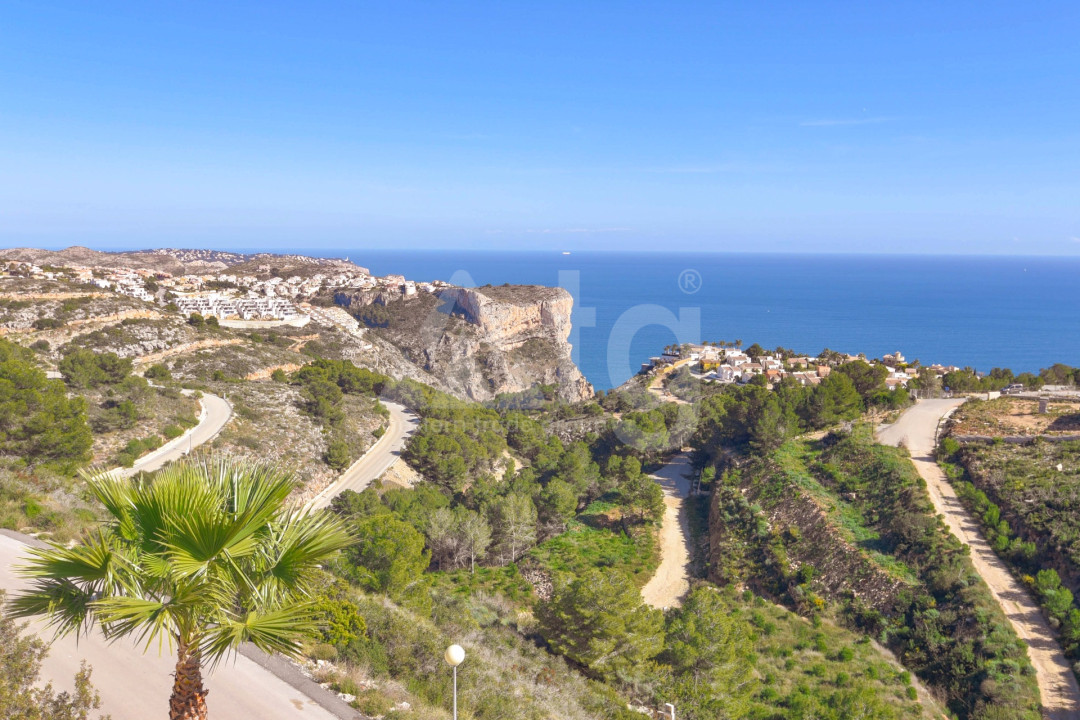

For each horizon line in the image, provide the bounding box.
[8,243,1080,261]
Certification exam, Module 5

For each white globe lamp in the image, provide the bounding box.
[444,644,465,667]
[445,644,465,719]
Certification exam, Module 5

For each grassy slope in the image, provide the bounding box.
[710,432,1041,719]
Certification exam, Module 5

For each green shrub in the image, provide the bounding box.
[309,643,338,662]
[144,363,172,381]
[23,498,43,520]
[324,439,353,471]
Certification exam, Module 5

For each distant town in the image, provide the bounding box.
[644,342,1045,398]
[1,257,447,329]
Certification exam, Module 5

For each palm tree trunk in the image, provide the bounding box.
[170,642,208,720]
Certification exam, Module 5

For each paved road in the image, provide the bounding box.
[115,391,232,478]
[878,399,1080,720]
[641,453,693,610]
[0,533,352,720]
[308,401,419,510]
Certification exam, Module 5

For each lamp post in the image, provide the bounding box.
[444,644,465,720]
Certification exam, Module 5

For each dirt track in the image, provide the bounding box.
[878,399,1080,720]
[640,453,693,609]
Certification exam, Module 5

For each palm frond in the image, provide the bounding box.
[7,578,98,638]
[93,596,178,651]
[262,510,354,590]
[17,531,134,596]
[83,469,137,540]
[199,601,317,667]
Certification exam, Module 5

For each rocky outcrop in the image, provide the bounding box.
[342,285,593,403]
[441,286,593,403]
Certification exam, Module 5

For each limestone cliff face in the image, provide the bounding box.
[440,286,593,402]
[337,285,593,403]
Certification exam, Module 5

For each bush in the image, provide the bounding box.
[0,589,105,718]
[144,363,172,381]
[59,348,132,388]
[309,643,338,662]
[325,439,353,471]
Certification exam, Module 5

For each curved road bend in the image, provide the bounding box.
[307,401,419,511]
[641,453,694,610]
[114,391,233,478]
[878,399,1080,720]
[0,533,356,720]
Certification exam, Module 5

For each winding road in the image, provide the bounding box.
[307,401,419,510]
[114,390,233,477]
[0,394,420,718]
[641,453,693,609]
[878,399,1080,720]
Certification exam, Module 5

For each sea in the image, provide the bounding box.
[296,251,1080,391]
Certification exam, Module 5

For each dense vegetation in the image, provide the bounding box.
[0,339,92,471]
[702,429,1040,720]
[289,358,391,468]
[300,374,946,719]
[691,362,910,467]
[941,436,1080,672]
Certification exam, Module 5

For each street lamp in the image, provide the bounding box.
[444,644,465,720]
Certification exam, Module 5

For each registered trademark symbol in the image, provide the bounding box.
[678,269,702,294]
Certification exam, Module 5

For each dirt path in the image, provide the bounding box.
[878,399,1080,720]
[646,360,693,406]
[641,453,693,609]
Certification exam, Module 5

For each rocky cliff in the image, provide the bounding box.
[337,284,593,403]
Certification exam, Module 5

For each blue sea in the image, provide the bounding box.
[297,251,1080,390]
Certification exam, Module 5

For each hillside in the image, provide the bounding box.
[942,398,1080,675]
[704,430,1041,720]
[0,246,368,276]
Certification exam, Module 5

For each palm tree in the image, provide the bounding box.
[10,457,353,720]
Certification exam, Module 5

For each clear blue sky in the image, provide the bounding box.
[2,1,1079,254]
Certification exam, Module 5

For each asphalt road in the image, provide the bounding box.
[308,401,419,510]
[0,532,351,720]
[878,399,1080,720]
[115,391,233,478]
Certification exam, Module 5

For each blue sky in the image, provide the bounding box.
[2,1,1079,254]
